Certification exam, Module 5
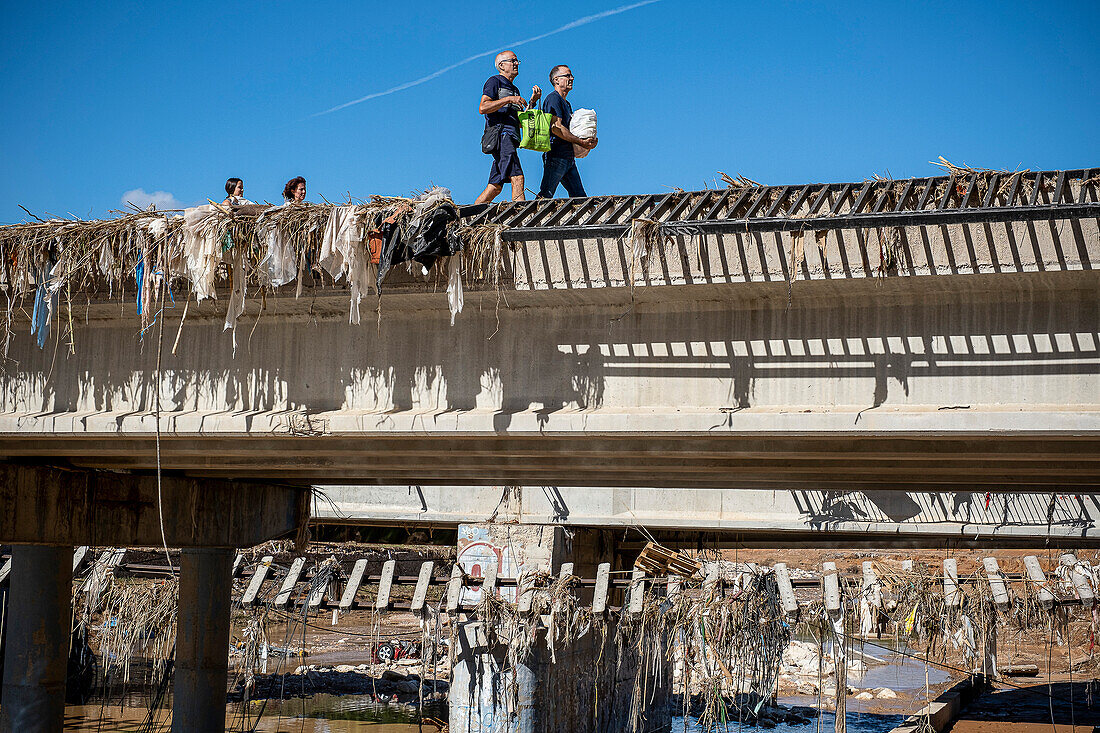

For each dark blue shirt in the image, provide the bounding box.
[540,90,574,158]
[482,74,522,136]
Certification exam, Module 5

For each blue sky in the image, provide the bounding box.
[2,1,1097,222]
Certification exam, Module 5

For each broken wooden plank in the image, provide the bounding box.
[982,557,1011,610]
[592,563,611,615]
[242,555,275,607]
[0,558,10,586]
[274,557,305,608]
[773,562,799,616]
[375,559,396,610]
[339,559,369,610]
[232,553,244,577]
[943,558,961,609]
[1022,556,1054,610]
[411,561,435,614]
[446,564,464,613]
[634,541,700,577]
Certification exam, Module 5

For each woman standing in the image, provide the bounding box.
[222,177,254,205]
[283,177,306,203]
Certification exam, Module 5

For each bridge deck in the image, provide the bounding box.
[0,171,1096,498]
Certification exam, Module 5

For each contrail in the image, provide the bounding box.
[313,0,662,117]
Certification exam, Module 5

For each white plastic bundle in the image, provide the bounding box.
[569,108,597,158]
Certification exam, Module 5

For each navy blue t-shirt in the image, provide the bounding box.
[540,90,574,158]
[482,74,522,136]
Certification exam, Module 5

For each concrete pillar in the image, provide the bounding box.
[450,524,671,733]
[450,623,537,733]
[0,544,73,733]
[173,548,233,733]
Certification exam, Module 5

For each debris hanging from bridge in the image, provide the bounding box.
[3,164,1095,355]
[435,552,1100,733]
[0,188,511,351]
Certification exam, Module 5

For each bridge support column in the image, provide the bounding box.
[173,547,233,733]
[0,544,73,733]
[449,524,671,733]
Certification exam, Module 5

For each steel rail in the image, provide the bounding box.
[495,202,1100,241]
[458,168,1098,229]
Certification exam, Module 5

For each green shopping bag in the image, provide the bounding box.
[518,109,552,152]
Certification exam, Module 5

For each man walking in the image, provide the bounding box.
[475,51,540,204]
[538,65,598,198]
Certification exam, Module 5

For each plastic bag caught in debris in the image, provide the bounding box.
[376,192,462,294]
[319,205,376,324]
[31,262,59,348]
[257,205,298,288]
[447,252,464,325]
[318,205,361,279]
[223,247,246,353]
[181,205,224,300]
[408,187,453,235]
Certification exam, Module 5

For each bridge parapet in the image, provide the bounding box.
[485,167,1100,289]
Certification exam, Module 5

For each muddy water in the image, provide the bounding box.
[62,686,442,732]
[59,637,936,731]
[673,712,903,732]
[62,704,902,732]
[64,701,430,732]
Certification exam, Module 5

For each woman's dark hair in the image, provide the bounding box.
[283,176,306,202]
[225,177,242,197]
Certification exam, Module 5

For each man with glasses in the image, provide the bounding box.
[475,51,540,204]
[538,65,598,198]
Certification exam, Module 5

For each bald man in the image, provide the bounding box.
[475,50,541,204]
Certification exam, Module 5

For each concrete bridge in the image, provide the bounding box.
[1,168,1098,730]
[1,170,1097,493]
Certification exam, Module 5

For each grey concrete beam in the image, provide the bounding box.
[0,464,309,548]
[0,433,1098,491]
[313,485,1100,548]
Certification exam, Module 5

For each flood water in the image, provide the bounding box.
[64,691,444,732]
[58,636,942,731]
[62,702,902,732]
[671,711,903,732]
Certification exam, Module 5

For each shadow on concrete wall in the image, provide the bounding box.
[791,490,1099,536]
[3,228,1096,421]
